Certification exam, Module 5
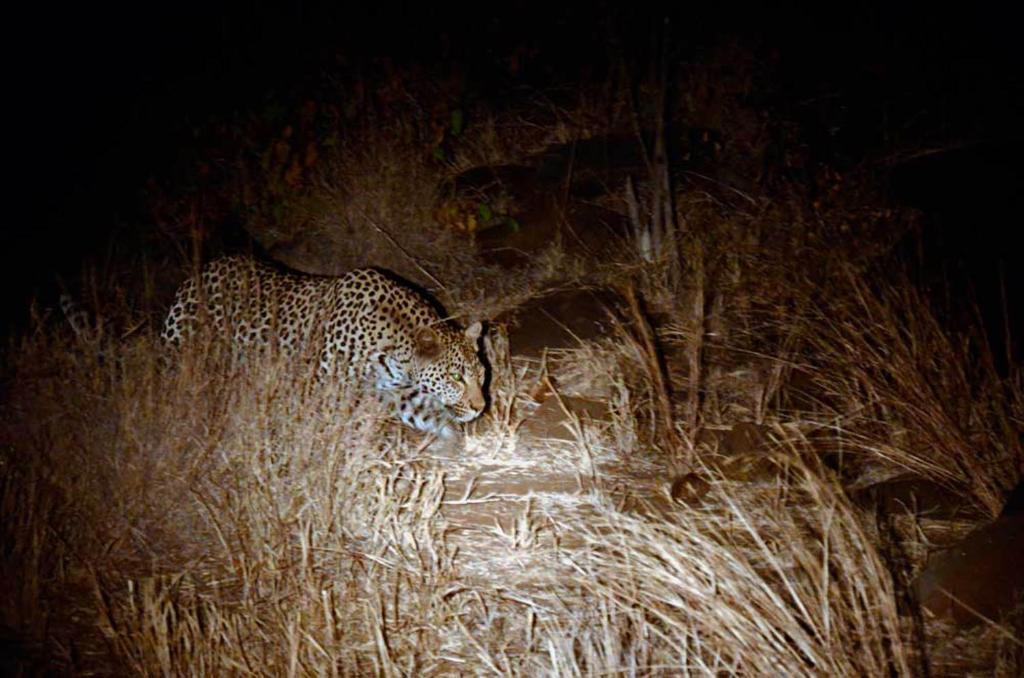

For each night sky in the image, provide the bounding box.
[5,2,1023,333]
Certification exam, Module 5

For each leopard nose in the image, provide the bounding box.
[465,382,485,413]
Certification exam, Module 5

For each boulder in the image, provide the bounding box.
[912,482,1024,626]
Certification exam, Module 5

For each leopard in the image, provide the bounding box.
[162,255,486,437]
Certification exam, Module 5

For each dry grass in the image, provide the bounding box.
[5,230,1023,675]
[561,465,913,675]
[801,269,1022,517]
[3,330,460,674]
[3,58,1023,676]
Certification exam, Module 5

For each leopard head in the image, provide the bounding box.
[412,321,486,423]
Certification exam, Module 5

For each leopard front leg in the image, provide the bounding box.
[394,386,459,438]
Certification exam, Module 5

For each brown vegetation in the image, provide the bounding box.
[3,50,1022,675]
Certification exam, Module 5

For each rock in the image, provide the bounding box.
[498,288,621,357]
[912,482,1024,627]
[670,473,711,504]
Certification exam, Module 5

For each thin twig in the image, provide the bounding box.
[365,216,447,292]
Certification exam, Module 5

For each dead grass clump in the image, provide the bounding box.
[0,325,471,673]
[559,461,913,675]
[803,269,1022,517]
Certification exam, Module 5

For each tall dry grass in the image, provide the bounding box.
[5,228,1023,675]
[4,50,1022,675]
[801,269,1022,517]
[0,292,937,678]
[557,464,913,675]
[2,326,454,674]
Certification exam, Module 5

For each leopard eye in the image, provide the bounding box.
[450,371,463,383]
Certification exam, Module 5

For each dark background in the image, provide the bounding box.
[4,1,1023,340]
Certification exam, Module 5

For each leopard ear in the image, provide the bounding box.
[464,321,483,342]
[414,326,443,360]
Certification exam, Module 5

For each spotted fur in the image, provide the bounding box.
[162,256,486,435]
